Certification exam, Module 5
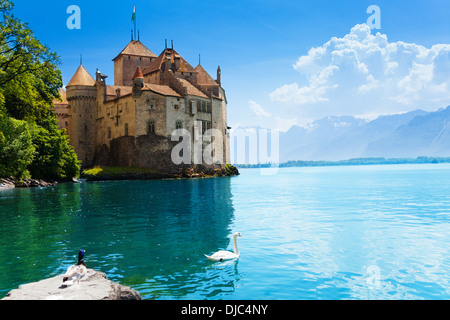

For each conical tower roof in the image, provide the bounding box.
[133,66,144,79]
[66,65,95,87]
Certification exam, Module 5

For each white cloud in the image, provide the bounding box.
[270,24,450,120]
[248,100,272,117]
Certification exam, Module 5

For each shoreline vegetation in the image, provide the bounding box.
[235,156,450,169]
[0,164,240,189]
[80,164,240,181]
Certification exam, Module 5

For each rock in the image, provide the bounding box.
[0,178,15,190]
[0,177,57,189]
[2,269,141,300]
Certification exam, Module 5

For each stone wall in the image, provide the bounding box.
[114,54,153,87]
[94,134,182,174]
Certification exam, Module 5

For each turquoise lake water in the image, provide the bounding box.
[1,164,450,299]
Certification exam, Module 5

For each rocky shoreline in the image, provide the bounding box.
[81,165,240,181]
[175,164,240,179]
[1,165,240,189]
[0,177,58,190]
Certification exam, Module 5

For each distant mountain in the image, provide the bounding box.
[279,106,450,162]
[365,107,450,158]
[231,106,450,164]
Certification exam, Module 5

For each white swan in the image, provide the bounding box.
[205,232,242,262]
[62,249,87,285]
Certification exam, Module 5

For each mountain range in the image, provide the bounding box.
[231,106,450,163]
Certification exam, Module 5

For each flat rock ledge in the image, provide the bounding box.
[2,269,141,300]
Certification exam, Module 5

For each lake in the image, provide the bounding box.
[1,164,450,299]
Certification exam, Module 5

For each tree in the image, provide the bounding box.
[0,0,80,180]
[0,109,35,178]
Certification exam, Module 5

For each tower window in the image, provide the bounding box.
[176,121,182,130]
[148,121,155,134]
[108,127,111,139]
[124,123,129,136]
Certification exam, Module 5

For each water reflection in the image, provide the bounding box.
[0,177,237,299]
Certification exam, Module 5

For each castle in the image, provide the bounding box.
[56,39,230,173]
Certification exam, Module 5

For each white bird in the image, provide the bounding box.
[205,232,242,262]
[62,249,87,285]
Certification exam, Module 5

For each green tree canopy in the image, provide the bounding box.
[0,0,80,180]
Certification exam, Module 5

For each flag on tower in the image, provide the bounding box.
[131,6,136,23]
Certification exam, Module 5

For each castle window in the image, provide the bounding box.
[207,102,212,113]
[174,104,179,110]
[108,127,111,139]
[202,121,212,135]
[124,123,129,136]
[176,121,182,130]
[148,121,155,134]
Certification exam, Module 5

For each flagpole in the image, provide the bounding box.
[132,5,136,41]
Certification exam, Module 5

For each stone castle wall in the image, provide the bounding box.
[94,134,181,174]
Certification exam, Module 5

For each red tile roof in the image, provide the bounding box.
[113,40,157,61]
[142,48,196,75]
[178,78,208,98]
[195,64,219,86]
[142,83,181,97]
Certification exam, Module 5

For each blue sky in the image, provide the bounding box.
[13,0,450,131]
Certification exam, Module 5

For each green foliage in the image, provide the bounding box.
[0,111,35,179]
[27,117,80,180]
[81,166,157,179]
[0,0,80,180]
[0,0,62,124]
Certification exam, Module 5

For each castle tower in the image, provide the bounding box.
[66,64,97,168]
[132,66,144,97]
[113,40,157,86]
